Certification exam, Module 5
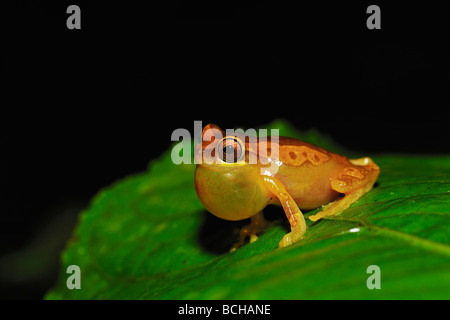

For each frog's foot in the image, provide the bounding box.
[278,224,305,248]
[230,211,268,252]
[309,157,380,222]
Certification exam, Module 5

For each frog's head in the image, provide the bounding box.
[194,124,269,221]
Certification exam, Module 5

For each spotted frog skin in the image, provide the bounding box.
[194,124,380,250]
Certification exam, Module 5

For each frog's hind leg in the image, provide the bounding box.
[308,157,380,222]
[230,211,269,252]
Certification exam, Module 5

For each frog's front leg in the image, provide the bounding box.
[309,157,380,222]
[262,176,307,248]
[230,211,268,252]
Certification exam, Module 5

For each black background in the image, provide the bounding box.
[2,0,449,299]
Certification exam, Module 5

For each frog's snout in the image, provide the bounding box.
[194,142,203,164]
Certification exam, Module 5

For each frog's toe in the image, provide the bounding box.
[230,228,260,252]
[278,227,305,248]
[308,213,321,222]
[278,233,293,248]
[249,234,259,243]
[308,201,337,221]
[229,211,269,252]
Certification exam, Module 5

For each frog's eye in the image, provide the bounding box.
[218,137,243,163]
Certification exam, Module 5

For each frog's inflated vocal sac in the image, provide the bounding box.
[194,124,380,251]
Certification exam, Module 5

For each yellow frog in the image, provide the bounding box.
[194,124,380,250]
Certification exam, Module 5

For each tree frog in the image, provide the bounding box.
[194,124,380,250]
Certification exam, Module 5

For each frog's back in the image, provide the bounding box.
[272,137,347,209]
[276,137,336,167]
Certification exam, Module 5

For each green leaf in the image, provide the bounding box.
[45,120,450,299]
